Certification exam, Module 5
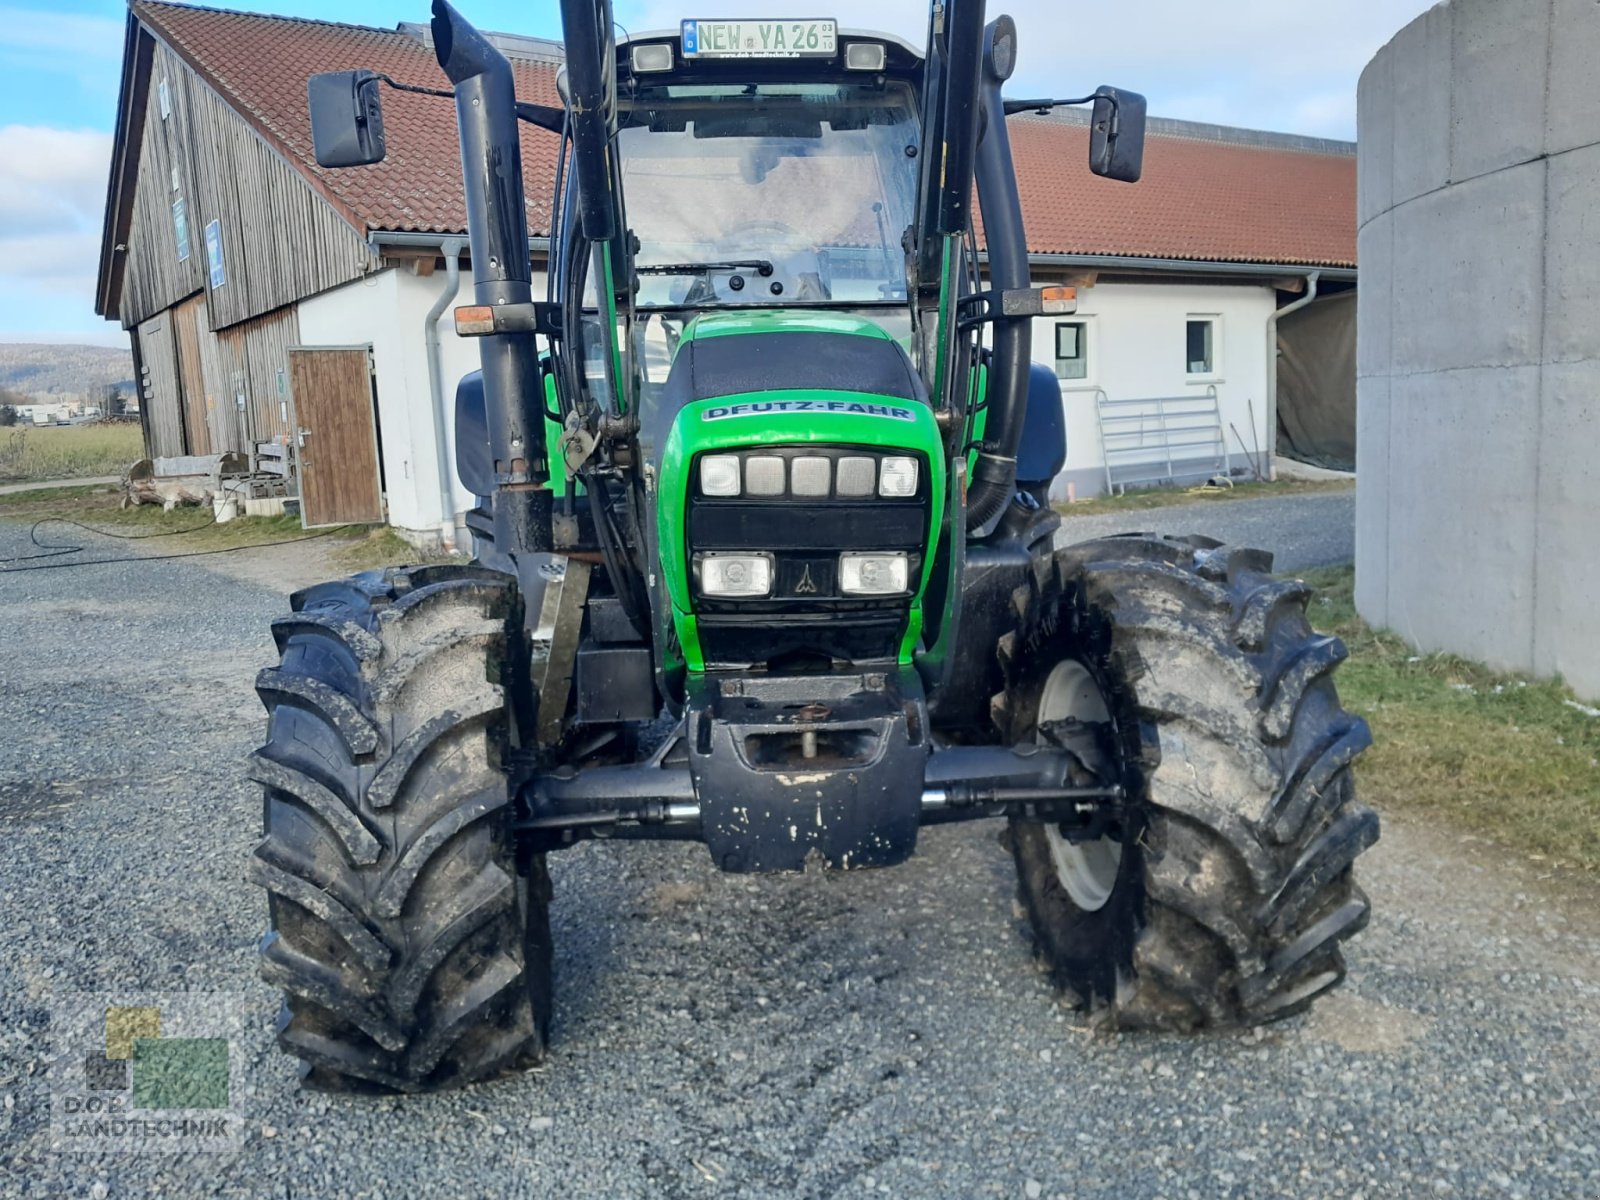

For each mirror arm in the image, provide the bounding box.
[1001,94,1104,117]
[369,72,453,101]
[362,73,568,134]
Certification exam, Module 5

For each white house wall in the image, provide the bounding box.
[300,268,1278,533]
[1032,280,1278,499]
[296,265,547,540]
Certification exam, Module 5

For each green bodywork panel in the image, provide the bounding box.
[655,310,946,672]
[543,363,585,495]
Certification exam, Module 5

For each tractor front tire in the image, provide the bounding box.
[250,565,550,1091]
[998,534,1378,1028]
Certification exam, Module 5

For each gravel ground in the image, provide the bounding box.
[2,500,1598,1200]
[1058,491,1356,574]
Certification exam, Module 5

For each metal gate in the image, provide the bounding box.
[1093,385,1232,494]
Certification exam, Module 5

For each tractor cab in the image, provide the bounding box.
[564,28,926,407]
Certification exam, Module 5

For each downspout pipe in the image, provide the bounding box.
[424,238,465,550]
[1266,270,1320,478]
[966,15,1030,532]
[431,0,553,559]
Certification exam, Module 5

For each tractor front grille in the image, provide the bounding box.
[686,446,930,666]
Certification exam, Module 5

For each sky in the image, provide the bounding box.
[0,0,1437,346]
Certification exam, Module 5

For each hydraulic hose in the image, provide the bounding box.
[585,471,649,638]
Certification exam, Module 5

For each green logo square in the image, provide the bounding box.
[131,1038,230,1110]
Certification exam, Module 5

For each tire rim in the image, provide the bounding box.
[1037,660,1123,913]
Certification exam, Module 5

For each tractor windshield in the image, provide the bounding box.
[617,81,920,308]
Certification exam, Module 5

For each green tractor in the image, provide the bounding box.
[257,0,1378,1090]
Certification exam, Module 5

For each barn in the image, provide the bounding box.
[95,2,1357,544]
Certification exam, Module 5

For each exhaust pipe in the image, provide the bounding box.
[966,15,1030,531]
[431,1,552,557]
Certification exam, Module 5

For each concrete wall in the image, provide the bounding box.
[1030,280,1278,499]
[1357,0,1600,697]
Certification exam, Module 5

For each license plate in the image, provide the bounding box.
[681,18,837,59]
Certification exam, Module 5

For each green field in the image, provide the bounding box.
[1309,564,1600,874]
[0,422,145,483]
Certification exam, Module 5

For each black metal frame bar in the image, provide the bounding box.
[513,743,1125,849]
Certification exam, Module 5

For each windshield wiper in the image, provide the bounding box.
[634,260,775,278]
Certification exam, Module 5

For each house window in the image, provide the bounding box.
[159,78,171,120]
[1186,317,1218,376]
[1055,321,1088,381]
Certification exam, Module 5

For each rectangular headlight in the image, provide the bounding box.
[839,552,909,596]
[791,456,831,497]
[878,456,919,498]
[630,43,674,72]
[696,553,774,598]
[844,42,887,71]
[744,455,786,497]
[835,456,876,497]
[700,454,741,497]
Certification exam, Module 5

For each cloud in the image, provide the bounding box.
[618,0,1437,138]
[0,12,125,340]
[5,232,103,292]
[0,126,113,236]
[0,126,113,339]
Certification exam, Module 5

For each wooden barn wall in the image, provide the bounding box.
[132,303,300,459]
[118,40,374,332]
[220,308,301,446]
[135,313,186,458]
[119,45,205,325]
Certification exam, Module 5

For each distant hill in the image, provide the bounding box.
[0,343,135,399]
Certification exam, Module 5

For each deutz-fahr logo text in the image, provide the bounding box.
[702,400,916,422]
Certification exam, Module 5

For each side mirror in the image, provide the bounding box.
[1089,86,1146,183]
[307,70,387,168]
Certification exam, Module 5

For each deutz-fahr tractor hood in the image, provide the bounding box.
[645,309,947,672]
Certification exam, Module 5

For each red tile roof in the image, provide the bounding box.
[131,2,1355,269]
[1005,116,1356,267]
[134,1,562,237]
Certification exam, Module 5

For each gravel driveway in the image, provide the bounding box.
[1058,491,1356,574]
[2,501,1597,1200]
